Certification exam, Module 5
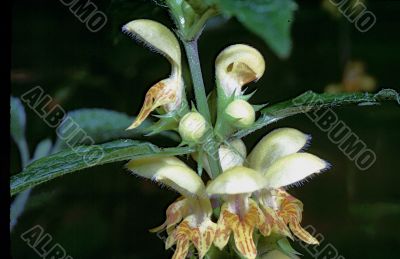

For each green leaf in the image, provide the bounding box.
[53,108,180,152]
[206,0,297,58]
[10,96,30,166]
[11,140,194,196]
[235,89,400,138]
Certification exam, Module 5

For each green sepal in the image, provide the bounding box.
[277,238,302,257]
[252,103,268,112]
[241,89,257,101]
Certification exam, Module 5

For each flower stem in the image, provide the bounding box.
[183,41,211,122]
[183,40,221,177]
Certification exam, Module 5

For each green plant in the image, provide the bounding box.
[10,0,399,258]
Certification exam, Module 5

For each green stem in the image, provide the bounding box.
[183,40,221,177]
[183,40,211,122]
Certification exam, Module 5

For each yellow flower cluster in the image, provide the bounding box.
[123,19,329,259]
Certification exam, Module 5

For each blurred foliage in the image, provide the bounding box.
[204,0,297,58]
[11,0,400,258]
[325,60,377,93]
[53,108,180,152]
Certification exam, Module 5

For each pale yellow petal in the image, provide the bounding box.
[263,153,328,189]
[126,157,206,197]
[122,19,181,68]
[248,128,309,172]
[126,156,187,174]
[206,166,267,195]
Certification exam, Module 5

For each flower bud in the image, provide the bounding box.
[219,139,246,171]
[191,139,246,175]
[179,112,207,142]
[225,99,255,128]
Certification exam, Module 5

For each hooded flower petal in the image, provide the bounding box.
[206,166,267,195]
[123,19,184,129]
[263,153,328,189]
[123,19,181,66]
[126,157,206,197]
[277,190,319,244]
[216,44,265,97]
[248,128,310,172]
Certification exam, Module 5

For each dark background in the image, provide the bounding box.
[11,0,400,258]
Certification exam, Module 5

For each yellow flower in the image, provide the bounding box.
[123,19,184,129]
[205,128,328,258]
[207,166,268,259]
[215,44,265,97]
[126,129,328,259]
[248,128,328,245]
[126,157,216,259]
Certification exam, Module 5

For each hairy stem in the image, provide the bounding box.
[183,41,211,121]
[183,40,221,177]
